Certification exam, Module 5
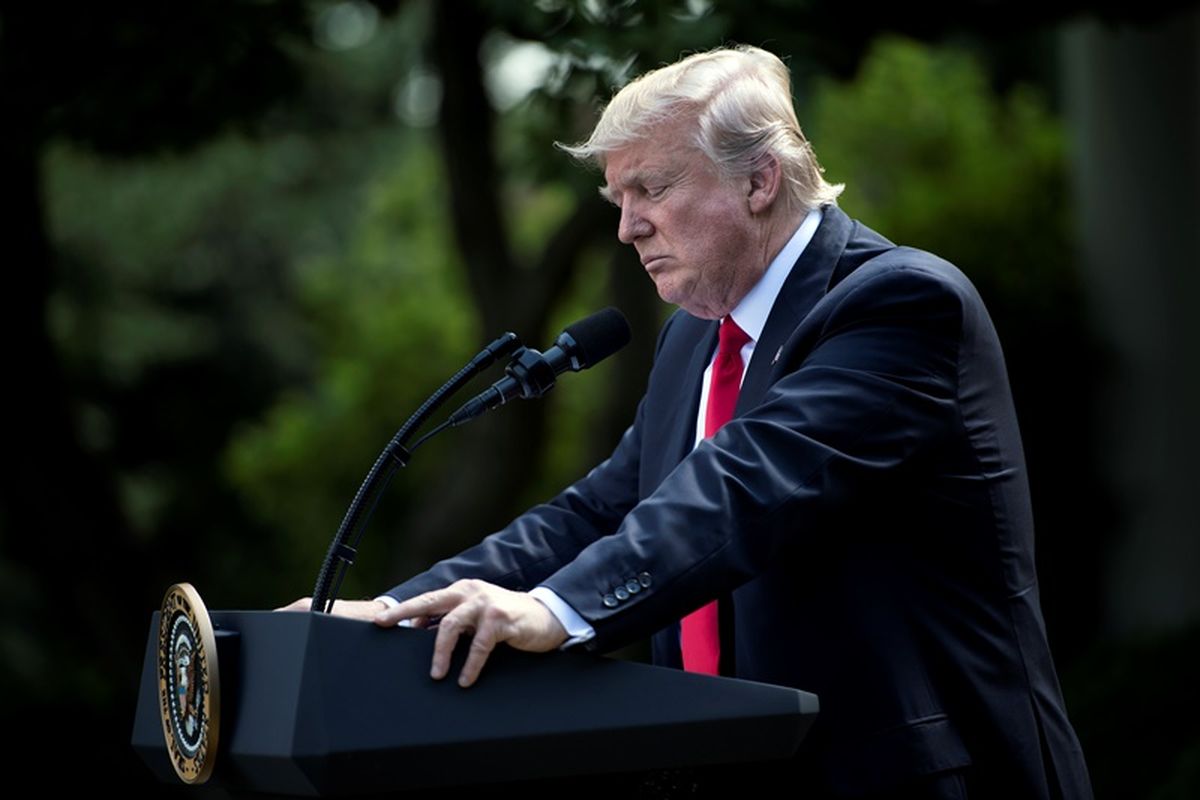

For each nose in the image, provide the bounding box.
[617,201,652,244]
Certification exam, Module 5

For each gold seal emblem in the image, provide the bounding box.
[157,583,220,784]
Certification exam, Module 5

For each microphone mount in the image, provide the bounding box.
[309,308,631,614]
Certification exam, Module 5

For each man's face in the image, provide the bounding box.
[602,119,763,320]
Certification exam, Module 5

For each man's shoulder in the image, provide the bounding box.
[830,241,985,315]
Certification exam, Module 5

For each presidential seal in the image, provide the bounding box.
[157,583,220,784]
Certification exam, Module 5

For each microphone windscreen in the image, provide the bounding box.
[564,307,632,368]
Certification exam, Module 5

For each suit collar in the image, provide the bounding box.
[735,204,855,414]
[727,207,823,343]
[657,204,858,458]
[648,205,855,672]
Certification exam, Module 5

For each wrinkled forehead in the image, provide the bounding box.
[599,122,710,196]
[600,150,678,204]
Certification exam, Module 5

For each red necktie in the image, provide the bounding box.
[681,317,751,675]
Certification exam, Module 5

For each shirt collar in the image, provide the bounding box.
[726,206,823,342]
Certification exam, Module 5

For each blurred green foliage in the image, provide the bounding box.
[812,36,1072,308]
[224,136,475,594]
[220,133,630,597]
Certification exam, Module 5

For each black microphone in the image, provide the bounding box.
[448,307,631,426]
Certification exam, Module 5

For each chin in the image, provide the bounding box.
[660,290,719,319]
[653,284,682,308]
[672,298,722,320]
[654,281,700,316]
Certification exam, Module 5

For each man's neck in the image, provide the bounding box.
[726,206,824,342]
[757,206,809,277]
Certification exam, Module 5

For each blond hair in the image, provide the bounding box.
[559,45,843,212]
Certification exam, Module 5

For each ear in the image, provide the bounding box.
[747,153,783,215]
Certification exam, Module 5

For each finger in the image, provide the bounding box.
[457,615,502,688]
[375,613,438,629]
[274,597,312,612]
[374,600,432,626]
[375,589,457,626]
[330,599,386,620]
[430,604,477,680]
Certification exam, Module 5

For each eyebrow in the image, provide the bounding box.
[599,167,674,206]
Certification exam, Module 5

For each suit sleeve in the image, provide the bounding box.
[381,314,680,603]
[540,263,966,653]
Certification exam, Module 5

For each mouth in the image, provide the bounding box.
[641,255,667,272]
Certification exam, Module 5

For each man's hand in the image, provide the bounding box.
[374,579,568,688]
[274,597,386,621]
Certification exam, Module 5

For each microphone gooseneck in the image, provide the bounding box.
[447,307,631,426]
[310,332,521,614]
[309,308,632,615]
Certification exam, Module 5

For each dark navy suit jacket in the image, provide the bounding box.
[386,206,1092,798]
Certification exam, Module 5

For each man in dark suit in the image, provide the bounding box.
[284,46,1091,798]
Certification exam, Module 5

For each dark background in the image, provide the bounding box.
[2,1,1197,796]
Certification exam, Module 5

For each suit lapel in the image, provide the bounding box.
[652,208,854,676]
[652,206,888,676]
[667,318,718,466]
[655,206,860,462]
[735,205,854,415]
[650,317,717,672]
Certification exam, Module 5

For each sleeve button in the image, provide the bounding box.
[638,572,652,588]
[602,594,618,608]
[614,586,630,601]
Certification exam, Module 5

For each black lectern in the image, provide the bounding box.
[133,609,819,796]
